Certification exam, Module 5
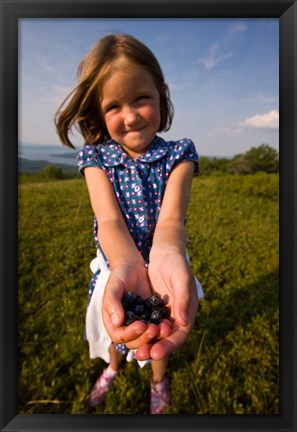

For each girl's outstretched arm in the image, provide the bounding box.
[138,160,199,360]
[84,167,164,348]
[84,167,144,269]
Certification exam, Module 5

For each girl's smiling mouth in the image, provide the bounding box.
[124,125,146,134]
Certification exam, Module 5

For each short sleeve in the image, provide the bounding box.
[168,138,199,177]
[77,145,103,175]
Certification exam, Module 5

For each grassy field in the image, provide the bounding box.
[18,172,279,414]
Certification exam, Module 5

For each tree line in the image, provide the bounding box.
[199,144,279,176]
[19,144,278,183]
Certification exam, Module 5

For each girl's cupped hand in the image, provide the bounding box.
[102,262,172,350]
[135,251,198,361]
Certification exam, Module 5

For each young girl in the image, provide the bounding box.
[55,33,203,414]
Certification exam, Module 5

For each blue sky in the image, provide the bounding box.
[19,18,279,157]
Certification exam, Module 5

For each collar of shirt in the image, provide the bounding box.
[100,135,169,168]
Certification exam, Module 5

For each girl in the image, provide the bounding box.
[55,33,203,414]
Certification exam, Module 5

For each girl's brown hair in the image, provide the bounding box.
[54,34,174,148]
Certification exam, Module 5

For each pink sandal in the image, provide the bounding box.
[90,368,116,406]
[150,375,170,414]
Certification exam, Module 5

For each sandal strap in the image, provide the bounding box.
[150,375,170,414]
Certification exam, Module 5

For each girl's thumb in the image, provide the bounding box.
[111,311,122,327]
[103,276,124,328]
[173,292,190,327]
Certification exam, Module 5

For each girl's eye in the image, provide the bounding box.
[105,105,118,113]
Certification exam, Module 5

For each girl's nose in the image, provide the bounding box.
[123,106,140,127]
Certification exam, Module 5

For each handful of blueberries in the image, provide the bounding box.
[121,291,171,326]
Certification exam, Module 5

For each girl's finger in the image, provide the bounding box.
[125,323,160,349]
[103,276,126,328]
[102,317,147,345]
[149,325,188,360]
[172,277,195,327]
[158,320,173,339]
[134,342,154,361]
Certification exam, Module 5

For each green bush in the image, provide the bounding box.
[41,165,65,179]
[229,144,279,175]
[199,144,278,177]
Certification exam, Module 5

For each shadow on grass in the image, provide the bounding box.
[171,268,279,368]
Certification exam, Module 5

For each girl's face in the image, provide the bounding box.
[100,62,161,158]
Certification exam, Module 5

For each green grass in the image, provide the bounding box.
[18,172,279,414]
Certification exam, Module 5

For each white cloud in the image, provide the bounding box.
[199,42,232,70]
[52,84,73,99]
[168,81,189,92]
[199,22,246,71]
[206,126,243,137]
[40,84,74,106]
[227,23,247,37]
[241,110,279,129]
[247,93,278,104]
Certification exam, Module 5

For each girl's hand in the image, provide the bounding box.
[136,251,198,361]
[102,263,172,349]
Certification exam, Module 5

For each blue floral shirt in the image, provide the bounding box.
[77,135,199,297]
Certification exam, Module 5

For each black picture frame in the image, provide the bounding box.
[1,0,296,431]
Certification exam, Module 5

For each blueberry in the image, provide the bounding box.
[160,298,165,307]
[151,309,161,320]
[161,306,171,319]
[134,303,144,316]
[136,296,144,305]
[144,298,153,311]
[150,309,161,324]
[149,294,162,307]
[121,297,128,309]
[143,309,152,322]
[123,291,139,305]
[123,310,138,326]
[121,291,168,325]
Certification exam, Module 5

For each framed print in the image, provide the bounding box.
[1,0,296,431]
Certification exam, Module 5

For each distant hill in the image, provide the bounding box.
[18,157,78,174]
[49,151,78,159]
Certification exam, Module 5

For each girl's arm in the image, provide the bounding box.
[84,167,171,348]
[84,167,144,268]
[138,160,198,361]
[150,160,195,258]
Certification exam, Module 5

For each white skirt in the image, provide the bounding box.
[85,249,204,368]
